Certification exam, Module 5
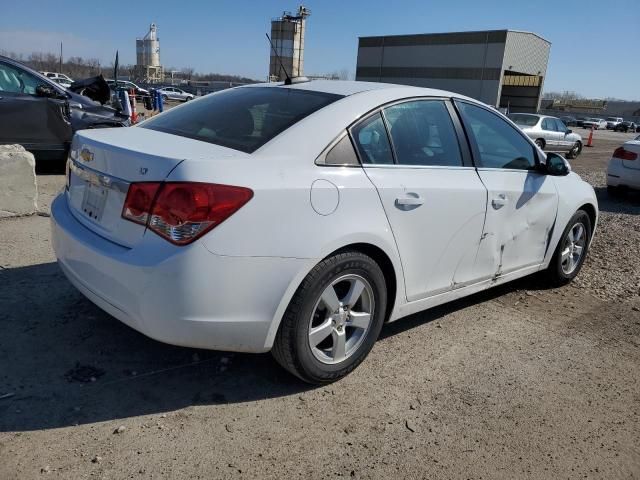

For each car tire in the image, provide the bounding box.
[272,251,387,384]
[162,94,168,101]
[544,210,591,287]
[535,139,545,149]
[567,141,582,159]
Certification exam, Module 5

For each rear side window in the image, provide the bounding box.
[541,118,557,131]
[457,101,536,170]
[383,100,462,167]
[351,113,394,165]
[508,114,539,127]
[140,87,343,153]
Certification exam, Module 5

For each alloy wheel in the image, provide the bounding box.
[560,222,587,274]
[308,274,375,365]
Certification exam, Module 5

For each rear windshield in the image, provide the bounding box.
[140,86,343,153]
[508,114,538,127]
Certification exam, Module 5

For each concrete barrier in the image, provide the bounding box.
[0,145,38,218]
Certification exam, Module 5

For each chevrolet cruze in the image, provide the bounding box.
[51,80,598,383]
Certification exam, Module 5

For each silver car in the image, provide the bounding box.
[508,113,583,159]
[157,87,194,102]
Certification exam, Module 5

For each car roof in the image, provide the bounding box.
[241,79,470,100]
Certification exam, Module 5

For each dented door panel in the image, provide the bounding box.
[473,169,558,279]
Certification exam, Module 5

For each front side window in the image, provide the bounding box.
[351,113,394,165]
[0,62,42,95]
[457,101,536,170]
[383,100,463,167]
[141,86,343,153]
[554,119,568,133]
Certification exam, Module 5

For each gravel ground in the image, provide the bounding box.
[1,130,639,479]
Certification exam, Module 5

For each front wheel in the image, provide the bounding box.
[545,210,591,286]
[567,141,582,159]
[535,138,545,150]
[272,251,387,384]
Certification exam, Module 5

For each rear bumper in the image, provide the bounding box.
[51,193,310,352]
[607,159,640,189]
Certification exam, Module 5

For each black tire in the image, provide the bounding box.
[535,138,545,149]
[545,210,591,287]
[272,251,387,384]
[567,141,582,159]
[162,94,168,101]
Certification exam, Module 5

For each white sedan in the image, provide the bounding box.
[51,80,598,384]
[157,86,194,102]
[607,135,640,193]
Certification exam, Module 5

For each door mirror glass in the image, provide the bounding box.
[545,153,570,176]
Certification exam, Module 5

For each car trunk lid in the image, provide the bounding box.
[66,127,248,247]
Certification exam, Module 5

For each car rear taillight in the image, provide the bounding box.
[613,147,638,161]
[122,182,253,245]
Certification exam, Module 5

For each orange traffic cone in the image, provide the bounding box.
[130,88,138,124]
[586,126,594,147]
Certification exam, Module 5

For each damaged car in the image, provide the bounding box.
[0,55,129,161]
[51,81,598,384]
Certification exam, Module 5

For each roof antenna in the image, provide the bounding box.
[266,33,292,85]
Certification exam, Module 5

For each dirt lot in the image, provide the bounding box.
[1,129,639,479]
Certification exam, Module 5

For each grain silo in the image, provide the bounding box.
[135,23,164,83]
[269,6,310,82]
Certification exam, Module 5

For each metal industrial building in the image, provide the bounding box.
[356,29,550,113]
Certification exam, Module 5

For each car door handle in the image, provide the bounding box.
[395,194,424,208]
[491,194,508,210]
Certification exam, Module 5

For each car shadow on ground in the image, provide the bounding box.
[0,261,550,432]
[593,186,640,214]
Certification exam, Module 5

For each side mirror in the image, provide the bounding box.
[35,84,57,98]
[545,153,571,176]
[566,129,572,134]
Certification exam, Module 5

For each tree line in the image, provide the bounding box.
[0,50,259,84]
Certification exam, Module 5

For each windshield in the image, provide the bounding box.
[140,86,343,153]
[508,114,539,127]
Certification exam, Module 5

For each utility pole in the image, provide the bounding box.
[59,42,63,73]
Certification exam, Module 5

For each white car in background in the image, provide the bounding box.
[50,77,72,89]
[607,135,640,194]
[605,117,623,129]
[508,113,583,159]
[41,71,74,84]
[583,118,607,130]
[157,86,194,102]
[51,80,598,384]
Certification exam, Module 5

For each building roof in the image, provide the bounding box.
[358,29,550,46]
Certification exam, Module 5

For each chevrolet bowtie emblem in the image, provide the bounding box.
[80,148,94,163]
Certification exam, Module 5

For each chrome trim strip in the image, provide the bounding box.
[70,159,130,194]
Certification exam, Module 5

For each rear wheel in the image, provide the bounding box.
[535,138,545,150]
[545,210,591,286]
[272,251,387,384]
